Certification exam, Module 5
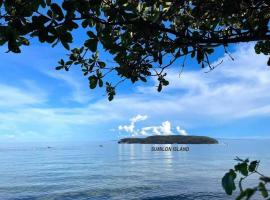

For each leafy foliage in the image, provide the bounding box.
[222,169,237,195]
[0,0,270,100]
[222,157,270,200]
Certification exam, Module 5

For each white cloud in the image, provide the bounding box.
[0,83,46,107]
[118,114,148,133]
[131,114,148,123]
[118,115,188,137]
[139,121,173,136]
[176,126,188,136]
[44,71,91,104]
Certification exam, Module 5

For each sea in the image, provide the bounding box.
[0,139,269,200]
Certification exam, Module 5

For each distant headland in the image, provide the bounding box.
[118,135,218,144]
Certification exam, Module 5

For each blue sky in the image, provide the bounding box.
[1,36,270,142]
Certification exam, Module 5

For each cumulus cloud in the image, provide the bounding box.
[118,116,188,136]
[176,126,188,136]
[131,114,148,123]
[118,114,148,133]
[139,121,172,136]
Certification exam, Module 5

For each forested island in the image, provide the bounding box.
[118,135,218,144]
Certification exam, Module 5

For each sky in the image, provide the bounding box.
[1,38,270,142]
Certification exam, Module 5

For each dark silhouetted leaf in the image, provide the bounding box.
[222,169,237,195]
[235,162,249,176]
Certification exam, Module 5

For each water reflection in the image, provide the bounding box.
[118,143,136,162]
[162,145,173,170]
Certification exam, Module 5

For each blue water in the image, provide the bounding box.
[0,139,269,200]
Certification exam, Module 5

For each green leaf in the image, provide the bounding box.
[20,38,30,46]
[236,188,256,200]
[82,20,88,28]
[98,79,103,87]
[140,76,147,82]
[206,48,214,54]
[65,20,79,30]
[222,169,237,195]
[163,80,169,86]
[235,162,249,176]
[260,176,270,183]
[84,39,98,52]
[248,161,258,172]
[245,188,256,199]
[157,83,162,92]
[236,191,246,200]
[89,76,98,89]
[98,61,106,68]
[59,59,64,65]
[66,61,73,65]
[55,66,63,70]
[258,182,268,198]
[108,94,114,101]
[87,31,97,39]
[51,3,64,19]
[106,83,115,101]
[61,41,70,50]
[60,32,73,43]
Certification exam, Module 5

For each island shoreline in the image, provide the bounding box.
[118,135,219,144]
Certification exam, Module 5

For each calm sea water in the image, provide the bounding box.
[0,139,269,200]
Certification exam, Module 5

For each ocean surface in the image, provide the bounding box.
[0,139,269,200]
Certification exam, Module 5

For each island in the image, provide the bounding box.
[118,135,218,144]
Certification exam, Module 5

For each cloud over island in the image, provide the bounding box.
[118,115,189,137]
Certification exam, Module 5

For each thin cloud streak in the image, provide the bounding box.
[43,71,91,104]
